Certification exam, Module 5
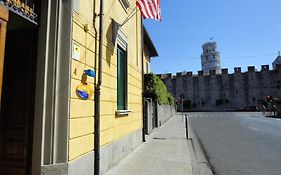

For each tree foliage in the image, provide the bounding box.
[144,73,174,105]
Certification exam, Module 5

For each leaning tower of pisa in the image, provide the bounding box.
[201,41,222,75]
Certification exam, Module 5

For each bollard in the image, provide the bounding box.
[185,115,188,139]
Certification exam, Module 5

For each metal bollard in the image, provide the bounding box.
[185,115,188,139]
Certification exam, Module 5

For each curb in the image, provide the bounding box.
[188,118,214,175]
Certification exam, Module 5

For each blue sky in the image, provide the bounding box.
[144,0,281,74]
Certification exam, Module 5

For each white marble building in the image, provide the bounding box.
[201,41,222,75]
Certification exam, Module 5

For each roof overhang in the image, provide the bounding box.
[143,26,158,57]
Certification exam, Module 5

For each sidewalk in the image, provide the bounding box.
[104,114,193,175]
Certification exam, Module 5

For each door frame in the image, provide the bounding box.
[0,1,72,174]
[31,0,72,174]
[0,4,8,107]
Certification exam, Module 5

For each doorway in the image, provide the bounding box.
[0,2,40,174]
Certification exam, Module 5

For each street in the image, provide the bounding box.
[188,112,281,175]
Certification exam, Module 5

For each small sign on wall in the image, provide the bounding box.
[75,69,95,100]
[76,83,94,100]
[72,43,81,61]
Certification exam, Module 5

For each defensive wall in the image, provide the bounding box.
[159,64,281,111]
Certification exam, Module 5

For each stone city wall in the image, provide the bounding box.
[159,64,281,111]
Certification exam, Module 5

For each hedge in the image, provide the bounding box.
[144,73,174,105]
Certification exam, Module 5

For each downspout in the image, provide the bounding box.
[141,18,146,142]
[94,0,103,174]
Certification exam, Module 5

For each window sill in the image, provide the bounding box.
[115,109,132,117]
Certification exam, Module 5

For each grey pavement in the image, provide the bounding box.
[188,112,281,175]
[104,114,193,175]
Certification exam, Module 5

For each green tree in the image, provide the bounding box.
[144,73,174,105]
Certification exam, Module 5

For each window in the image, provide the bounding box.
[117,46,127,110]
[119,0,130,11]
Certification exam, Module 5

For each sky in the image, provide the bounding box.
[144,0,281,74]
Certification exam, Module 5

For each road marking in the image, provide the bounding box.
[249,127,259,131]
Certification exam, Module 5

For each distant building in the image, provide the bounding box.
[272,52,281,69]
[201,41,221,75]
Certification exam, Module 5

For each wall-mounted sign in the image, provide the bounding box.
[76,83,93,100]
[1,0,38,25]
[84,69,95,77]
[72,43,81,61]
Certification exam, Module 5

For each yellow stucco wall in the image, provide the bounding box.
[69,0,143,161]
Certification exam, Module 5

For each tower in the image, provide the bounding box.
[272,51,281,69]
[201,41,221,75]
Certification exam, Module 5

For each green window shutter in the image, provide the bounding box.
[117,47,127,110]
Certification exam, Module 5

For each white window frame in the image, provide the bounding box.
[119,0,131,11]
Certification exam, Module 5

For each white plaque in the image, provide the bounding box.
[73,43,81,61]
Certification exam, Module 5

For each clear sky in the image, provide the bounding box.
[144,0,281,74]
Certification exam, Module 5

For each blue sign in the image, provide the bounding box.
[84,69,95,77]
[76,83,94,100]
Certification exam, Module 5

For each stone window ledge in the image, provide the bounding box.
[115,109,132,117]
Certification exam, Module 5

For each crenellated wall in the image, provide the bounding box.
[159,64,281,111]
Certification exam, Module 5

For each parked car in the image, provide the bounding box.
[240,105,260,111]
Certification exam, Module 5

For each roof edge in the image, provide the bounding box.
[143,26,158,57]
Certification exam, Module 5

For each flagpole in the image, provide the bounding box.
[121,7,139,26]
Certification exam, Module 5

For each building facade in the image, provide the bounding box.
[201,41,221,75]
[143,27,158,74]
[160,65,281,111]
[0,1,157,175]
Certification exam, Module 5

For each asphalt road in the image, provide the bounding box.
[188,112,281,175]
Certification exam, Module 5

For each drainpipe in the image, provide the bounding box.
[141,18,146,142]
[94,0,103,174]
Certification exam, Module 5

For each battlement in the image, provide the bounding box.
[157,64,281,80]
[158,62,281,112]
[247,66,256,72]
[198,71,204,76]
[261,65,269,71]
[234,67,241,73]
[176,72,183,77]
[209,70,216,75]
[157,73,172,79]
[186,71,193,76]
[222,68,228,74]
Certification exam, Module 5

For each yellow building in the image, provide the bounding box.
[143,27,158,74]
[69,0,144,174]
[0,0,157,175]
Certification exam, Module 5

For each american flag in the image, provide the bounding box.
[136,0,161,20]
